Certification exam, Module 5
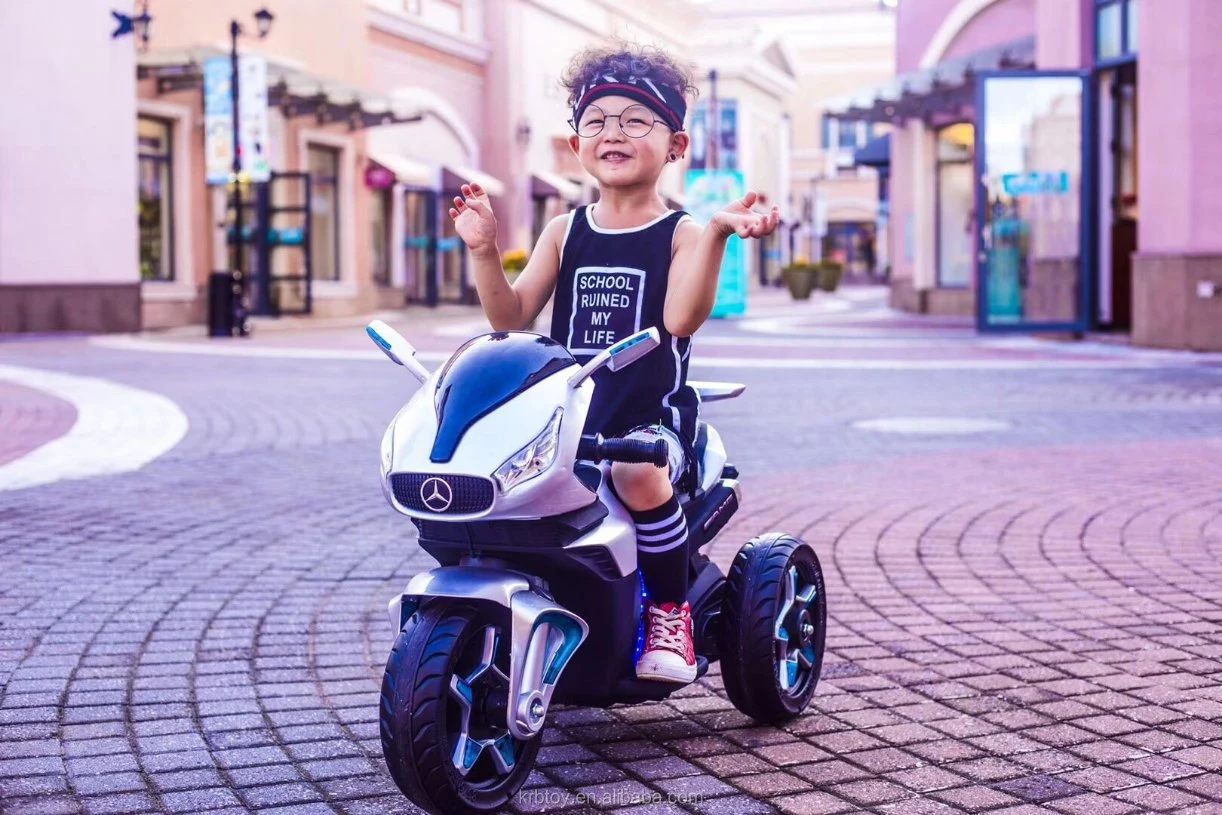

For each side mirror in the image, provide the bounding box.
[367,320,430,383]
[607,328,660,371]
[568,327,660,387]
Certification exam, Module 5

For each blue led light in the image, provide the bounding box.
[366,326,392,351]
[610,333,647,355]
[632,570,649,664]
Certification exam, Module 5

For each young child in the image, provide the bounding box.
[448,44,779,684]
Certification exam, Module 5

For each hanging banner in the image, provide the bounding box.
[688,99,738,172]
[204,56,272,185]
[684,169,747,318]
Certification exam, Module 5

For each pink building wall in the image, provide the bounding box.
[896,0,963,71]
[1139,0,1222,254]
[942,0,1035,63]
[0,0,138,286]
[148,0,369,87]
[888,0,1036,297]
[898,0,1036,71]
[366,36,485,167]
[1035,0,1089,69]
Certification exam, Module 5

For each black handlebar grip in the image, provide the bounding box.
[599,438,669,468]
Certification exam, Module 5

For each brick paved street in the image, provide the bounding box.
[2,289,1222,814]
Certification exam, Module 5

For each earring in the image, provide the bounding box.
[669,153,678,162]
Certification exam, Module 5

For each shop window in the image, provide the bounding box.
[371,188,392,286]
[936,124,975,288]
[137,117,174,281]
[822,117,869,150]
[822,222,876,276]
[404,190,432,303]
[1096,0,1137,63]
[1124,0,1138,54]
[308,144,341,282]
[840,123,860,149]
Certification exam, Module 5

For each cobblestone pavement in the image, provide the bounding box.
[2,293,1222,814]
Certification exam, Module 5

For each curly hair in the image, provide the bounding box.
[559,43,698,107]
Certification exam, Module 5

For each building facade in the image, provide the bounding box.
[695,0,897,281]
[3,0,882,334]
[830,0,1222,351]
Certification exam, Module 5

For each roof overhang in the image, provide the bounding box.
[825,36,1035,126]
[530,170,583,202]
[441,165,505,198]
[367,152,437,189]
[138,46,424,131]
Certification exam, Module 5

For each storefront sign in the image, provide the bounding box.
[1001,171,1069,197]
[365,163,396,190]
[204,56,272,185]
[685,169,747,318]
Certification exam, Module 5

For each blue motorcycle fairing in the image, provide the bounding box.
[430,332,576,463]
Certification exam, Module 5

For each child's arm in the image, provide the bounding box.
[664,191,780,337]
[450,183,565,331]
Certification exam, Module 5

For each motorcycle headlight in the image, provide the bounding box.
[493,408,563,493]
[380,424,395,479]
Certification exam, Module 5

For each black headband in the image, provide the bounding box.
[572,73,687,133]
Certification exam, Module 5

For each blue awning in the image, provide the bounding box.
[854,133,891,168]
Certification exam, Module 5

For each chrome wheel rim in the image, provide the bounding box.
[773,563,820,694]
[448,626,519,781]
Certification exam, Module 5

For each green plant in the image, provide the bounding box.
[816,261,843,293]
[781,263,818,300]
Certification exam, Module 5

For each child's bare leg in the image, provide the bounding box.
[612,460,673,512]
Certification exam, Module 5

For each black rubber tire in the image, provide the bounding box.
[379,599,541,815]
[719,533,827,724]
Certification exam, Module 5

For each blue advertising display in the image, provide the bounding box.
[1001,171,1069,197]
[684,169,747,318]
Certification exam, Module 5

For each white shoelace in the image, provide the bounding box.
[647,606,689,653]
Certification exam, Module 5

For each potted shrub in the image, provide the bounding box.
[782,259,818,300]
[817,260,844,293]
[502,248,528,284]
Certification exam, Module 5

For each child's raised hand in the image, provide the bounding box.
[710,191,780,240]
[449,183,499,257]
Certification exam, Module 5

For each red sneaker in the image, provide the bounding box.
[636,601,697,683]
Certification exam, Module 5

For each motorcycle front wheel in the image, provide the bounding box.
[380,598,541,815]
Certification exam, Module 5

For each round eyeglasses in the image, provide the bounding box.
[570,104,669,139]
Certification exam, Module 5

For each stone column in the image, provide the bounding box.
[1132,0,1222,350]
[911,120,938,299]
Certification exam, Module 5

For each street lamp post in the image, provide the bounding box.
[228,8,275,313]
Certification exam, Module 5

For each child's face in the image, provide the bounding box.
[568,95,688,190]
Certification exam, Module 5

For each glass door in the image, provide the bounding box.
[975,72,1094,332]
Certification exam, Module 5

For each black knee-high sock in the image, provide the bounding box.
[631,495,690,605]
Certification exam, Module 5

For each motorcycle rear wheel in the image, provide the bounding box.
[719,533,827,723]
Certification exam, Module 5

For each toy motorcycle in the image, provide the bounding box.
[367,321,826,815]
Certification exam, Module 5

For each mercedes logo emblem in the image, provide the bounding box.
[420,477,453,512]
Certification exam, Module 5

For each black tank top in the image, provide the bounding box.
[549,205,699,444]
